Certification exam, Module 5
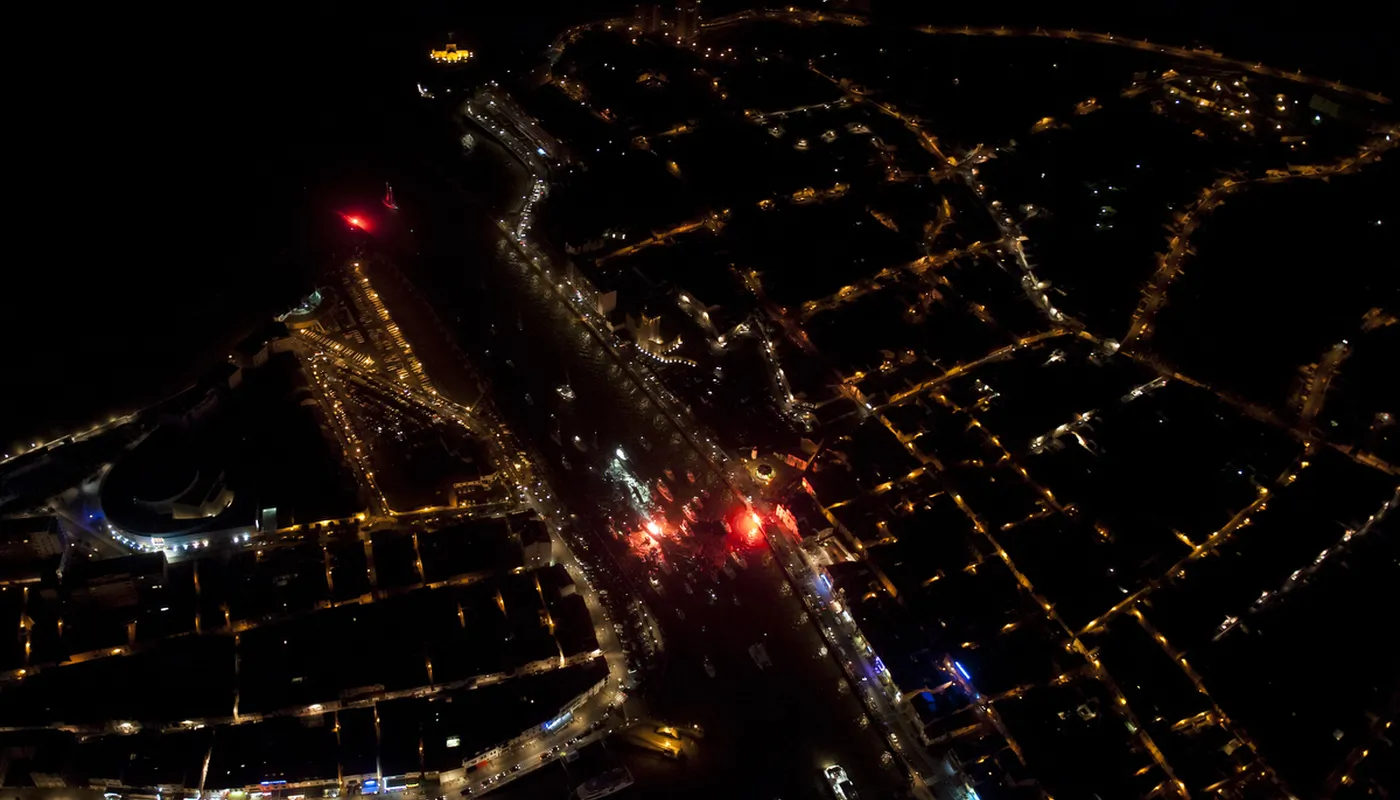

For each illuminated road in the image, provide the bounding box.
[446,536,632,797]
[287,253,647,796]
[1121,125,1399,347]
[397,193,914,797]
[0,413,138,467]
[697,10,1390,106]
[429,77,1003,795]
[528,16,1396,798]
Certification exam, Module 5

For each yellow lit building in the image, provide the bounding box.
[430,43,473,63]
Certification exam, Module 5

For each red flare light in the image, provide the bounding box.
[731,509,763,544]
[645,519,662,537]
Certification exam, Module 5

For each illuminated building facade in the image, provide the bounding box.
[624,313,668,352]
[430,43,474,63]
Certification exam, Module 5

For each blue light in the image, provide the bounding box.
[954,661,971,680]
[819,573,832,591]
[544,711,573,732]
[873,656,887,674]
[968,790,981,800]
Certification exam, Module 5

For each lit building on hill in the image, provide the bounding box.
[430,43,473,63]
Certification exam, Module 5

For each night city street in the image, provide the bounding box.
[2,3,1397,800]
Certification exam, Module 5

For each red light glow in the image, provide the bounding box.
[729,509,763,545]
[645,519,662,537]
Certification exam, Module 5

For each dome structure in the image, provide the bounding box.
[100,424,240,537]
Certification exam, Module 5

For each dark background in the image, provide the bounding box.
[4,0,1394,448]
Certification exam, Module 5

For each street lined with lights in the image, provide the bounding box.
[524,11,1399,799]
